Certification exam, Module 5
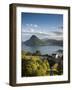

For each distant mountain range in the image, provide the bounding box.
[56,49,63,53]
[22,35,63,46]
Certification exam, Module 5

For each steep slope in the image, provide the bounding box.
[24,35,44,46]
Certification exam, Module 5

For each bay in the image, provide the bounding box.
[22,44,63,55]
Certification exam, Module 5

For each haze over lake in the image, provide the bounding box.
[22,44,63,55]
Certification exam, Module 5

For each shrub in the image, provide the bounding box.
[22,55,50,77]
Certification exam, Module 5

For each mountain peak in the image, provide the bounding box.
[24,35,44,46]
[30,35,39,40]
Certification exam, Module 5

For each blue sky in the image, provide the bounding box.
[21,13,63,41]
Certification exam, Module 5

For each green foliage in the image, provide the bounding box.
[22,52,50,77]
[21,51,63,76]
[35,50,41,55]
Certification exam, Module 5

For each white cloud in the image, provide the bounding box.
[30,24,33,27]
[34,24,38,28]
[26,24,29,26]
[30,28,34,32]
[26,24,38,28]
[26,24,33,27]
[22,24,63,40]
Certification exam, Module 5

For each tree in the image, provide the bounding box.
[35,50,41,55]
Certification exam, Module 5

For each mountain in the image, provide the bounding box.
[23,35,44,46]
[56,49,63,53]
[45,39,63,46]
[23,35,63,46]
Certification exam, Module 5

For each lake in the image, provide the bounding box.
[22,44,63,55]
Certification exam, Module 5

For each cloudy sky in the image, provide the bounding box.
[21,13,63,41]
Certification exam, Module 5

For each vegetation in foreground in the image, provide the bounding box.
[21,50,63,77]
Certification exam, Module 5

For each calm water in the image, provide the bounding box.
[22,44,63,55]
